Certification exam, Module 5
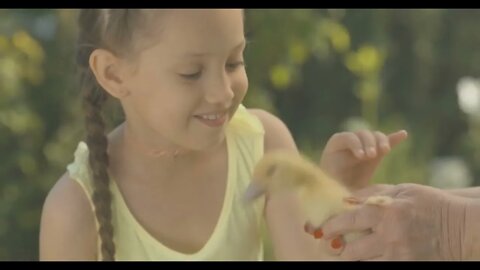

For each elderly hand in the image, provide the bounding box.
[320,183,471,260]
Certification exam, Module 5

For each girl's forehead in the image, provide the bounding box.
[141,10,245,57]
[160,10,244,40]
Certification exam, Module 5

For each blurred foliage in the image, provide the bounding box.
[1,9,480,260]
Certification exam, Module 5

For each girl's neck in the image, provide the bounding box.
[122,122,188,159]
[107,122,224,185]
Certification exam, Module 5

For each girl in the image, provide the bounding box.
[39,9,407,261]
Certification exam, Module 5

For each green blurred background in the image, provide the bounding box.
[1,9,480,260]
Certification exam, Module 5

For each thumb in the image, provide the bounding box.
[388,130,408,148]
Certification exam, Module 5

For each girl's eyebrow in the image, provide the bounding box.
[183,39,246,58]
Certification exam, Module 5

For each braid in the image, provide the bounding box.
[81,68,116,261]
[75,8,159,261]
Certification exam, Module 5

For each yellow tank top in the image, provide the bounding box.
[66,104,266,260]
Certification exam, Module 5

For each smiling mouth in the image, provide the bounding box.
[194,112,228,127]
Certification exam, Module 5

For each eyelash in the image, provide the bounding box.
[180,61,246,81]
[226,61,245,71]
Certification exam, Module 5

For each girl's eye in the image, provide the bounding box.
[179,61,244,80]
[226,61,245,71]
[180,71,202,80]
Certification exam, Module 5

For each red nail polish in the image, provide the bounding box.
[313,229,323,239]
[331,237,343,249]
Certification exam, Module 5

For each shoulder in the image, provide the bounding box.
[247,108,298,153]
[39,172,97,260]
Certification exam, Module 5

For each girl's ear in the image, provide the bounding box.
[89,49,131,99]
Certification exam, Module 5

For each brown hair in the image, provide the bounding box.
[75,9,154,261]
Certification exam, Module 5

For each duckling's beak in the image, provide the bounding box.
[243,182,266,203]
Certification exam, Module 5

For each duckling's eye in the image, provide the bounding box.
[266,165,277,177]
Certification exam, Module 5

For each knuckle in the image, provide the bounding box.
[358,130,371,138]
[331,132,350,141]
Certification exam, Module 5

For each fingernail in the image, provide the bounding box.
[368,147,376,157]
[331,237,343,249]
[357,150,365,158]
[313,229,324,239]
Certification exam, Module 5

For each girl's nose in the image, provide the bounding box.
[205,74,234,105]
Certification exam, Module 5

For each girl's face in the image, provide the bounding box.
[121,9,248,151]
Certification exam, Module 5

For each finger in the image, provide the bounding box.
[304,222,313,235]
[304,221,318,236]
[355,130,377,158]
[387,130,408,148]
[304,222,326,241]
[322,205,383,239]
[315,236,344,261]
[328,235,345,255]
[351,184,395,199]
[315,236,345,259]
[374,131,390,155]
[365,255,386,261]
[312,228,324,239]
[328,132,366,159]
[373,183,405,197]
[340,233,384,261]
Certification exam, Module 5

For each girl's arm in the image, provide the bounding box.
[249,109,323,260]
[39,173,98,260]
